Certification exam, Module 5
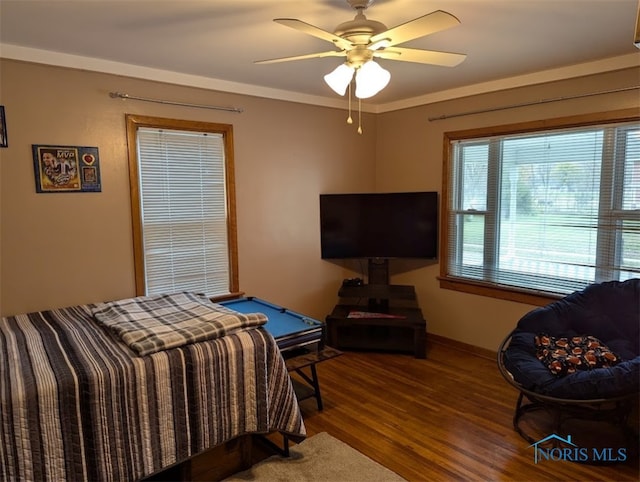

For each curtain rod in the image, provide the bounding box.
[109,92,243,113]
[428,85,640,121]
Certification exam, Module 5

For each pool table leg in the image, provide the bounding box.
[293,364,324,411]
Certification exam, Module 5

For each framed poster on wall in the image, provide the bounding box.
[32,145,102,193]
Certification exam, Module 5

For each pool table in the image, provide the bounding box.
[220,296,324,352]
[220,296,342,416]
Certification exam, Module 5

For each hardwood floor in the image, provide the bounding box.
[189,339,638,481]
[292,340,639,481]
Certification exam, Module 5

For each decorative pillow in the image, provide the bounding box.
[534,333,622,377]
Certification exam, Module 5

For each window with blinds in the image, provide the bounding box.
[126,116,238,298]
[442,112,639,301]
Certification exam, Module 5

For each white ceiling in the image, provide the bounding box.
[1,0,639,111]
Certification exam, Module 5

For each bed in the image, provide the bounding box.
[0,292,306,481]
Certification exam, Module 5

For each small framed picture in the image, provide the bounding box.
[0,106,7,148]
[32,145,102,193]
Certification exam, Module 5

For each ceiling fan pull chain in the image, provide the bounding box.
[347,82,353,125]
[357,97,363,134]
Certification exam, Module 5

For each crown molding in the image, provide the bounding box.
[374,53,640,113]
[0,43,367,111]
[1,43,638,114]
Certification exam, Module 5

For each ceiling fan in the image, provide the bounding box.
[255,0,466,99]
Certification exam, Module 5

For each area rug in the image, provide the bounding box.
[224,432,406,481]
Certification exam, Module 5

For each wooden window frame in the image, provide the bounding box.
[439,108,640,306]
[125,114,239,296]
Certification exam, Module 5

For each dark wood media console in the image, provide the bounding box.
[325,260,427,358]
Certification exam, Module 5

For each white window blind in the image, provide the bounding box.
[136,127,230,297]
[446,121,640,296]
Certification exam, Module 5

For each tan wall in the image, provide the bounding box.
[375,67,640,351]
[1,59,638,352]
[0,59,375,318]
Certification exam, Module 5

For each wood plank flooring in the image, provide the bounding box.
[191,339,639,481]
[292,340,639,481]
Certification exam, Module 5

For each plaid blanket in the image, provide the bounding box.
[92,292,268,355]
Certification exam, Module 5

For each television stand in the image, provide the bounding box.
[325,265,427,358]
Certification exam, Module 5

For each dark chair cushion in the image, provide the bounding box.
[503,279,640,400]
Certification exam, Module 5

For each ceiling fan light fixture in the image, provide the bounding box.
[324,63,355,96]
[354,60,390,99]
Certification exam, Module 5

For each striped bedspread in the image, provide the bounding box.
[0,303,305,482]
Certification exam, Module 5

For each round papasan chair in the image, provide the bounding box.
[497,278,639,454]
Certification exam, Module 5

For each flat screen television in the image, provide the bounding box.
[319,191,438,259]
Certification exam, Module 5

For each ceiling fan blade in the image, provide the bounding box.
[255,50,347,65]
[369,10,461,48]
[274,18,353,50]
[374,47,466,67]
